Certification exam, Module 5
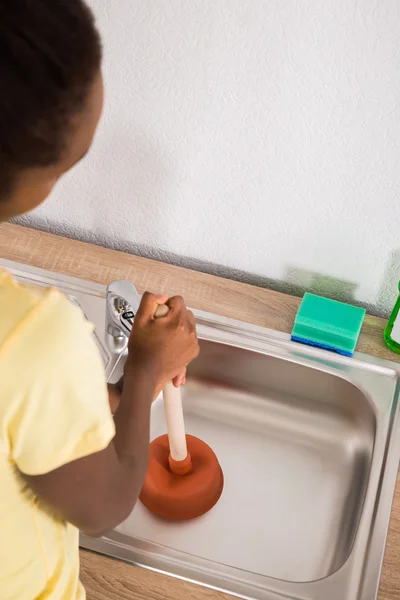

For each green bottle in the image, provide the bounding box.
[384,281,400,354]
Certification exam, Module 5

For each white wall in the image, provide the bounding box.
[18,0,400,314]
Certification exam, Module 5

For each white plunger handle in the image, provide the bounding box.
[155,304,188,462]
[162,381,188,461]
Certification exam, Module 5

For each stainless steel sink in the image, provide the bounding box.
[2,258,400,600]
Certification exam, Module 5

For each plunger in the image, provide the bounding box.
[139,304,224,520]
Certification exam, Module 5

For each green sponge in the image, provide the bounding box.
[291,293,366,357]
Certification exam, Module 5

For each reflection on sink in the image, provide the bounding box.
[2,258,400,600]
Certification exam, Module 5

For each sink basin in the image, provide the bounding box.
[2,258,400,600]
[113,340,376,584]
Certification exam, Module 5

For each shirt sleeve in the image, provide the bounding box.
[5,289,116,475]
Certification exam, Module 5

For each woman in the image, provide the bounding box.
[0,2,199,598]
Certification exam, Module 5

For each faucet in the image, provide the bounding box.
[106,280,142,339]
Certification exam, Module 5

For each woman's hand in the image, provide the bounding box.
[125,292,199,394]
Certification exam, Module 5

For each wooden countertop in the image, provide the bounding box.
[0,222,399,600]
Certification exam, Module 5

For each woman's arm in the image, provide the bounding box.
[23,294,199,536]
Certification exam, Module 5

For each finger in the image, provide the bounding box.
[153,294,169,305]
[167,296,186,316]
[186,310,196,333]
[172,375,183,387]
[173,368,186,387]
[135,292,169,323]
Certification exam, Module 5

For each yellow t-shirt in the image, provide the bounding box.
[0,270,116,599]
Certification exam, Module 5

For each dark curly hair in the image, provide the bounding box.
[0,0,102,200]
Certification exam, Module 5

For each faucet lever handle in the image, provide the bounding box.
[106,279,142,338]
